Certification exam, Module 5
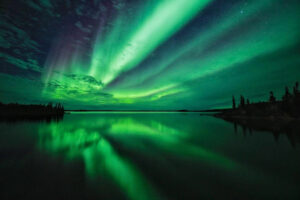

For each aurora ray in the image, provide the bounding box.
[90,0,213,84]
[0,0,300,110]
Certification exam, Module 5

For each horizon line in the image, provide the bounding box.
[65,109,230,112]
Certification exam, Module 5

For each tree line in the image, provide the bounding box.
[0,102,64,116]
[231,81,300,118]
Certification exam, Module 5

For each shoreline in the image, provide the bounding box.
[214,113,300,121]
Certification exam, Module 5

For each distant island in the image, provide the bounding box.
[214,82,300,142]
[0,102,64,122]
[211,81,300,146]
[216,81,300,120]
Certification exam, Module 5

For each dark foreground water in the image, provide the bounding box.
[0,112,299,200]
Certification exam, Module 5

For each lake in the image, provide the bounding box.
[0,112,299,200]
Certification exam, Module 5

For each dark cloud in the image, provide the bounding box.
[65,74,103,87]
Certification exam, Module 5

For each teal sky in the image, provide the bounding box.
[0,0,300,110]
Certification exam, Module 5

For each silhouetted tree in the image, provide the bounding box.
[283,87,291,101]
[47,102,53,110]
[269,91,276,103]
[293,81,299,96]
[221,80,300,119]
[0,102,64,120]
[232,96,236,109]
[240,95,245,108]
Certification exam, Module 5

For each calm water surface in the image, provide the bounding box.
[0,112,299,200]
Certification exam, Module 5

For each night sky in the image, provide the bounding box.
[0,0,300,110]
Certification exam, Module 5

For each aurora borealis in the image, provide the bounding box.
[1,0,300,109]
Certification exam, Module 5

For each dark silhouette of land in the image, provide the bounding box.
[216,81,300,146]
[0,102,64,122]
[216,81,300,119]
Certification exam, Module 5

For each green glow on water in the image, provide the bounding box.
[37,113,241,199]
[1,112,298,199]
[38,123,101,159]
[84,139,162,200]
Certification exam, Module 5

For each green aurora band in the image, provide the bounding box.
[1,0,300,109]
